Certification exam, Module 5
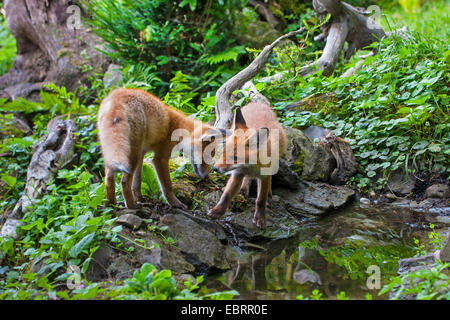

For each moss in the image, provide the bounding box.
[231,194,250,212]
[279,0,307,16]
[292,152,305,175]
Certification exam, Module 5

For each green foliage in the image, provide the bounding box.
[379,262,450,300]
[0,84,89,116]
[379,225,450,300]
[109,263,239,300]
[300,236,416,283]
[262,29,449,188]
[82,0,248,102]
[0,13,16,76]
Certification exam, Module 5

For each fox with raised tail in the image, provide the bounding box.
[208,103,287,229]
[97,88,225,210]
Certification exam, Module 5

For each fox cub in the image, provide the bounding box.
[208,103,287,229]
[97,88,224,210]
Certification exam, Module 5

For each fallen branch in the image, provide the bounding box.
[214,27,305,129]
[214,0,387,128]
[0,118,77,239]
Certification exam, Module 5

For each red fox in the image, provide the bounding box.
[97,88,225,210]
[208,103,287,229]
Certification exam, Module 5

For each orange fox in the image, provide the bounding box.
[97,88,224,210]
[208,103,287,229]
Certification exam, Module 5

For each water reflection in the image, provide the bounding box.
[206,204,449,299]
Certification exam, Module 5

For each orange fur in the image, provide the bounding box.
[208,103,287,229]
[97,88,221,210]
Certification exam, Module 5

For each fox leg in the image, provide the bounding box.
[267,175,272,206]
[254,176,270,229]
[105,166,116,206]
[152,156,188,210]
[239,176,250,196]
[132,154,144,202]
[121,151,142,209]
[208,173,244,219]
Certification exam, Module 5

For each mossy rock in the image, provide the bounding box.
[274,127,335,189]
[235,13,282,49]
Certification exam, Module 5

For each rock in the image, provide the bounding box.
[434,280,450,294]
[172,181,197,207]
[439,233,450,262]
[397,253,435,274]
[107,255,135,280]
[436,216,450,224]
[274,182,355,218]
[103,64,123,89]
[202,191,222,212]
[132,235,195,274]
[160,214,230,271]
[223,200,301,240]
[417,198,436,209]
[85,244,114,282]
[385,192,396,200]
[393,253,438,300]
[302,182,355,212]
[274,127,335,189]
[386,171,415,196]
[115,207,152,219]
[235,14,283,49]
[359,197,371,205]
[425,184,450,199]
[293,269,322,285]
[303,125,326,140]
[116,214,143,230]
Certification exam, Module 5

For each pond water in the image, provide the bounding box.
[204,203,450,300]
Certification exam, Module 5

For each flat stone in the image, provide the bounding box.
[398,253,435,274]
[160,214,230,270]
[387,171,415,196]
[425,184,450,199]
[116,214,143,230]
[302,182,355,211]
[293,269,322,285]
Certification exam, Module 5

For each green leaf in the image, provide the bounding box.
[405,94,430,105]
[428,144,441,153]
[1,174,16,188]
[69,233,96,258]
[412,140,429,150]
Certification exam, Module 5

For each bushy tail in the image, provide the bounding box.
[97,99,131,174]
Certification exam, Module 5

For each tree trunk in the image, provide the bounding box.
[0,0,108,101]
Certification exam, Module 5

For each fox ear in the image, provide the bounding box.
[246,127,269,149]
[201,128,229,142]
[233,108,247,129]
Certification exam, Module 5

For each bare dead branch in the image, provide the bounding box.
[214,27,305,129]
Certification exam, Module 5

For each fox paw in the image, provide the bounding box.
[169,199,188,211]
[207,207,226,219]
[253,213,266,229]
